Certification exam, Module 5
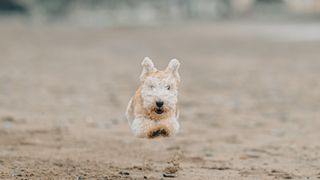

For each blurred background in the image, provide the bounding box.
[1,0,320,26]
[0,0,320,179]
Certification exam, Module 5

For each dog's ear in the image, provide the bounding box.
[166,59,180,82]
[140,57,156,81]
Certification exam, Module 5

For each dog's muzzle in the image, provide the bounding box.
[155,101,164,114]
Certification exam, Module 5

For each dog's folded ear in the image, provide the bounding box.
[140,57,157,81]
[166,59,180,82]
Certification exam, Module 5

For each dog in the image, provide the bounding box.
[126,57,181,138]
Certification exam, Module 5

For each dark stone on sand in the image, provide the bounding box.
[76,176,84,180]
[119,171,130,175]
[283,176,292,179]
[163,173,176,178]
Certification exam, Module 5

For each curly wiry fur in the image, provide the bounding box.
[126,57,181,138]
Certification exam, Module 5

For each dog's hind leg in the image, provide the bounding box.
[126,97,134,126]
[175,108,180,119]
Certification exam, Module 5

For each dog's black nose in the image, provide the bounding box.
[156,101,164,108]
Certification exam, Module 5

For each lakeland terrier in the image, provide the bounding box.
[126,57,181,138]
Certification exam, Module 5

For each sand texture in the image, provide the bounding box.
[0,22,320,179]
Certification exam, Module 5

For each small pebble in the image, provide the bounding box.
[163,173,176,178]
[119,171,130,175]
[76,176,84,180]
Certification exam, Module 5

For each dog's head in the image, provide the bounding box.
[139,57,180,120]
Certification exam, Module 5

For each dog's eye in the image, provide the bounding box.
[166,85,171,90]
[149,85,155,89]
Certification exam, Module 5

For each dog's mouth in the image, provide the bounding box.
[155,107,164,114]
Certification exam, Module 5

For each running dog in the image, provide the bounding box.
[126,57,181,138]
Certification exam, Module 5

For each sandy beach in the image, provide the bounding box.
[0,22,320,179]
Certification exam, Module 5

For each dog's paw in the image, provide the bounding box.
[147,126,170,138]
